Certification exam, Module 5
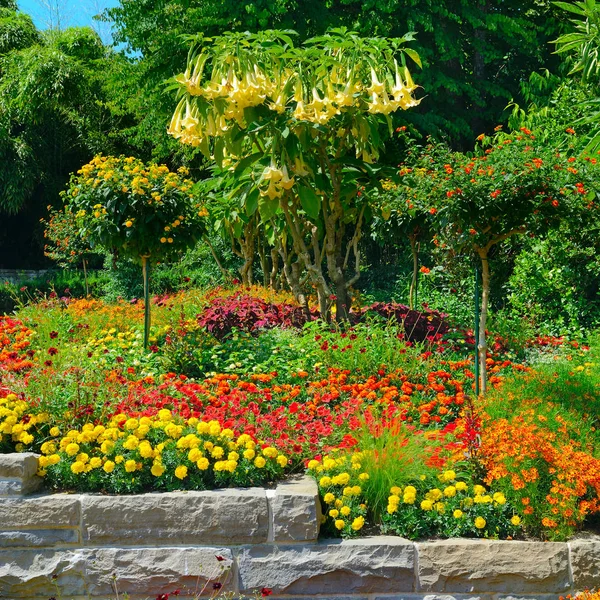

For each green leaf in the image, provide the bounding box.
[298,185,321,219]
[258,195,280,220]
[403,48,422,68]
[234,152,263,176]
[246,187,259,216]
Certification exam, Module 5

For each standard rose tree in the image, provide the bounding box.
[65,155,208,347]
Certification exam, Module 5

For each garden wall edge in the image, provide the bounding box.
[0,453,598,599]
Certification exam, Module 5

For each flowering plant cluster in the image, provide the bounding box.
[38,411,288,494]
[64,155,207,261]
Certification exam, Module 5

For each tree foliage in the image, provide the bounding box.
[169,29,421,320]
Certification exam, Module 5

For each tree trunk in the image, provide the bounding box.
[409,235,419,310]
[277,237,311,320]
[82,258,89,298]
[203,235,230,282]
[269,247,279,290]
[477,249,490,395]
[141,256,151,351]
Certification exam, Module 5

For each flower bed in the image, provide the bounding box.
[1,287,599,542]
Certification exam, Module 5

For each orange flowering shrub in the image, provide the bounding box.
[479,408,600,539]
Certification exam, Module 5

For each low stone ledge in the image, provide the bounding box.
[0,453,42,496]
[569,535,600,590]
[81,488,269,546]
[238,536,415,595]
[0,528,79,548]
[0,494,80,528]
[0,548,90,598]
[416,539,571,594]
[85,547,235,597]
[270,475,321,542]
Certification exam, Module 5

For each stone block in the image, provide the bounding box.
[417,539,570,594]
[238,536,415,595]
[0,548,90,598]
[82,488,268,546]
[0,453,42,495]
[0,453,39,479]
[271,475,321,542]
[85,547,234,597]
[0,494,81,528]
[373,596,486,600]
[569,536,600,590]
[0,528,79,548]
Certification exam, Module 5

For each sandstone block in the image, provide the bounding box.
[0,453,42,495]
[238,536,415,595]
[569,536,600,590]
[82,488,268,546]
[0,528,79,548]
[271,476,321,542]
[86,547,234,597]
[417,539,570,594]
[0,548,90,598]
[0,453,39,479]
[0,494,80,528]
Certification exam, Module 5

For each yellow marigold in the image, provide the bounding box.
[474,516,486,529]
[329,509,339,518]
[243,448,256,460]
[262,447,278,458]
[123,436,139,451]
[334,519,345,530]
[71,461,86,474]
[444,486,457,498]
[151,462,165,477]
[197,457,209,470]
[351,516,365,531]
[387,503,398,514]
[511,515,521,526]
[323,492,335,504]
[40,441,56,455]
[254,456,266,468]
[103,460,115,473]
[125,460,137,473]
[225,460,237,473]
[277,455,288,468]
[421,500,433,511]
[174,465,188,479]
[139,442,154,459]
[188,448,202,462]
[65,443,80,456]
[359,472,370,481]
[211,446,225,459]
[455,481,468,492]
[49,427,61,437]
[442,469,456,482]
[403,493,416,505]
[89,457,102,469]
[340,506,351,517]
[473,485,486,496]
[453,509,463,519]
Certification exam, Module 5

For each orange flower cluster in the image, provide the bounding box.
[479,408,600,539]
[0,316,34,374]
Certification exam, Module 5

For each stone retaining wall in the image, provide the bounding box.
[0,454,598,599]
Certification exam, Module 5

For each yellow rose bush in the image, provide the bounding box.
[37,411,288,494]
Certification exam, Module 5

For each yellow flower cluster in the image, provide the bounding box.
[169,44,420,149]
[38,411,288,489]
[0,394,48,450]
[309,452,367,535]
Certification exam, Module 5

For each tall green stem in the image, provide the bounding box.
[474,262,480,397]
[142,256,151,350]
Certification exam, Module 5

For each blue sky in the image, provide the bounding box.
[17,0,120,43]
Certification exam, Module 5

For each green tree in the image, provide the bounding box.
[398,129,600,393]
[105,0,564,149]
[65,155,208,347]
[169,29,421,320]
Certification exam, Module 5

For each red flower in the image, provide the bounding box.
[261,588,273,597]
[48,347,58,356]
[566,127,575,134]
[49,331,58,339]
[429,207,437,214]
